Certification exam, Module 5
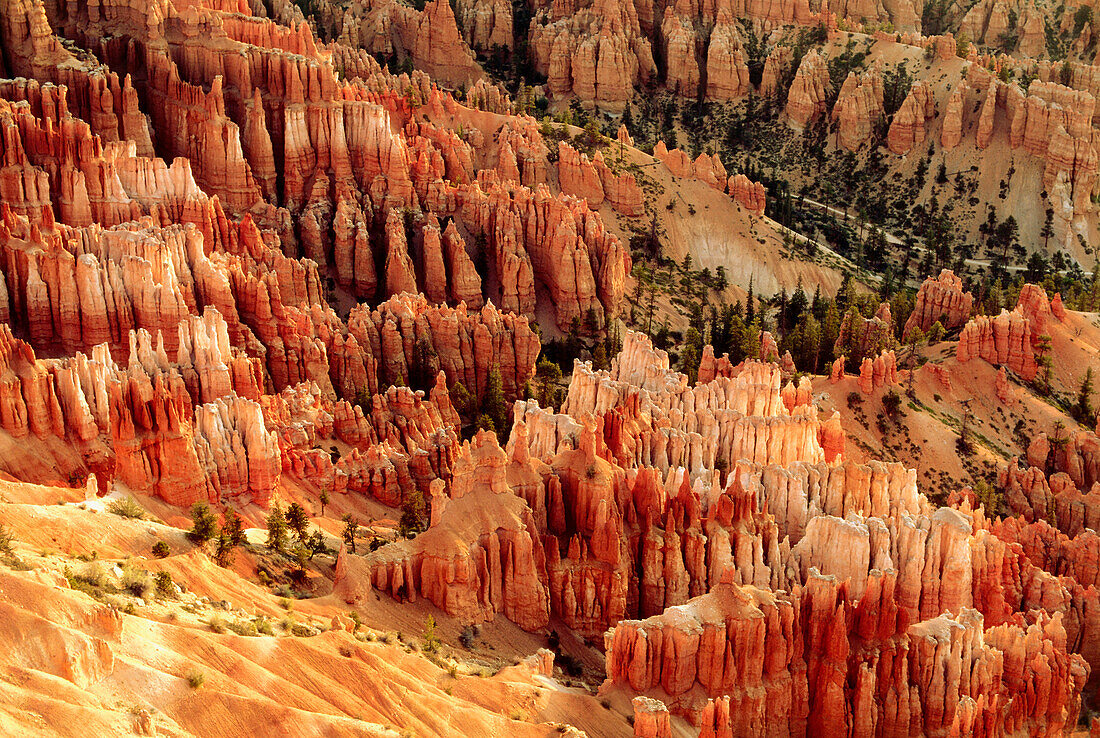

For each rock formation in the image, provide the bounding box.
[832,68,883,151]
[785,50,830,127]
[558,141,644,216]
[528,0,656,110]
[887,81,935,155]
[955,282,1058,381]
[903,269,974,336]
[704,11,751,100]
[857,350,898,394]
[956,309,1038,380]
[728,174,767,215]
[3,1,1099,736]
[940,82,967,149]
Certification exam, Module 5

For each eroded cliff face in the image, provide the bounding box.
[1,0,1098,735]
[0,0,641,514]
[904,269,974,337]
[329,327,1092,734]
[955,283,1065,381]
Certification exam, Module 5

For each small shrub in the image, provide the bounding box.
[152,541,170,558]
[154,571,175,599]
[0,523,13,558]
[121,566,153,599]
[882,390,903,417]
[557,653,584,677]
[459,625,476,649]
[207,615,228,634]
[78,560,109,588]
[228,620,259,637]
[187,502,218,546]
[290,622,316,637]
[255,617,274,636]
[186,670,205,689]
[423,615,441,653]
[106,496,145,520]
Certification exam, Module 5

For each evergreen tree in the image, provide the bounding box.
[215,509,246,567]
[400,490,427,536]
[266,504,289,555]
[789,278,808,327]
[1075,368,1095,423]
[745,276,755,324]
[286,502,309,542]
[681,328,702,383]
[341,514,359,554]
[535,358,563,409]
[810,285,824,320]
[821,302,841,365]
[187,502,218,546]
[482,367,509,437]
[739,319,762,361]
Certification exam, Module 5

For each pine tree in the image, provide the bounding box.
[536,359,563,409]
[187,502,218,546]
[286,502,309,542]
[266,504,289,555]
[1075,368,1095,423]
[215,509,246,567]
[789,277,807,327]
[482,367,508,436]
[400,490,427,536]
[342,514,359,554]
[745,276,755,324]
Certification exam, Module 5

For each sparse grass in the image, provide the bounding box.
[106,496,145,520]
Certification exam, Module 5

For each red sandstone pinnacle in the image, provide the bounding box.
[940,83,967,149]
[632,697,671,737]
[887,81,935,155]
[903,269,973,336]
[832,67,883,151]
[956,282,1056,381]
[728,173,766,215]
[785,49,830,127]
